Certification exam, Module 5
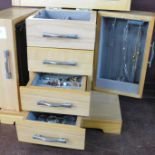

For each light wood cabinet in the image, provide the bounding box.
[9,0,155,150]
[16,8,95,150]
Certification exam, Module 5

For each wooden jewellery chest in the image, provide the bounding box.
[9,0,155,150]
[17,8,95,150]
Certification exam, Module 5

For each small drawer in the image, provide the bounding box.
[16,112,85,150]
[28,47,94,76]
[26,9,96,50]
[20,73,91,116]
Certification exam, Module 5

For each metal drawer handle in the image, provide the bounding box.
[4,50,12,79]
[33,134,68,144]
[43,32,79,39]
[37,101,73,108]
[43,60,77,66]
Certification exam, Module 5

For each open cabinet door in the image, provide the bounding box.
[0,8,37,111]
[94,11,155,98]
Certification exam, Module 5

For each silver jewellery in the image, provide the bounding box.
[130,25,142,82]
[37,113,76,125]
[35,73,82,89]
[118,20,143,83]
[118,21,129,82]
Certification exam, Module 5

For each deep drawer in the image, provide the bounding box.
[20,73,91,116]
[16,112,85,150]
[26,9,96,50]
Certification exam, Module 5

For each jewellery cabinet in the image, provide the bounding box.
[17,8,96,150]
[3,0,154,150]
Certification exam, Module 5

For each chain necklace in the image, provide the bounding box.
[118,22,129,81]
[109,18,117,79]
[130,25,142,82]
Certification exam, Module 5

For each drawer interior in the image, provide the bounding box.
[16,111,85,149]
[34,9,91,21]
[27,112,78,126]
[31,73,86,90]
[96,17,149,95]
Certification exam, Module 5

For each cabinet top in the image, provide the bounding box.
[12,0,131,11]
[0,7,37,21]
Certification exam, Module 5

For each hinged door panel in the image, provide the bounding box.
[0,20,19,110]
[0,8,38,111]
[94,11,155,98]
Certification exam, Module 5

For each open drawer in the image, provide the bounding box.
[20,73,91,116]
[16,112,85,150]
[94,11,155,98]
[26,9,96,50]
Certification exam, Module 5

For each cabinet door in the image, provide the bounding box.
[0,20,20,110]
[94,11,155,98]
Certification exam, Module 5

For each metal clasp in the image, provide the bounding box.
[46,7,62,10]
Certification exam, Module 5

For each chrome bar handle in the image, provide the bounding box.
[43,32,79,39]
[4,50,11,79]
[148,42,155,68]
[43,60,77,66]
[37,101,73,108]
[33,134,68,144]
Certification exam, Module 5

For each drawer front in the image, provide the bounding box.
[16,115,85,150]
[26,15,96,50]
[20,87,91,116]
[28,47,94,76]
[12,0,131,11]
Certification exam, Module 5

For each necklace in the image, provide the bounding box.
[130,25,142,82]
[109,18,117,79]
[118,21,129,81]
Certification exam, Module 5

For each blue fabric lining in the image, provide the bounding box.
[96,78,139,94]
[96,17,148,94]
[27,112,37,120]
[34,9,91,21]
